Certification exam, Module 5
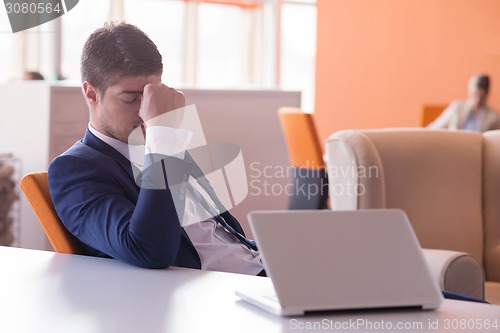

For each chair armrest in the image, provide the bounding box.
[422,248,485,300]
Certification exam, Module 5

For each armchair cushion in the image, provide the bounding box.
[422,249,484,300]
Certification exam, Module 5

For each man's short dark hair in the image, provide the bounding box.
[469,74,490,94]
[81,22,163,95]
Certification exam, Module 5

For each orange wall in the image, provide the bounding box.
[315,0,500,142]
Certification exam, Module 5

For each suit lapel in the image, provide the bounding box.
[82,129,137,184]
[478,107,491,132]
[457,103,470,129]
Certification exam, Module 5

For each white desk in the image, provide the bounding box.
[0,246,498,333]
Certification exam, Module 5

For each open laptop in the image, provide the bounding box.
[235,209,443,316]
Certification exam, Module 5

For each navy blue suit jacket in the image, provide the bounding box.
[48,129,246,269]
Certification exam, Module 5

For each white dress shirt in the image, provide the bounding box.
[88,124,262,275]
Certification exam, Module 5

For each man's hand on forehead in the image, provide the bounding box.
[139,83,186,129]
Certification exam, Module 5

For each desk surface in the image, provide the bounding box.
[0,246,498,333]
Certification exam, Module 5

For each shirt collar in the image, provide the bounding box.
[88,124,145,167]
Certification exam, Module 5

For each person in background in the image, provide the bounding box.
[428,73,500,132]
[22,71,45,80]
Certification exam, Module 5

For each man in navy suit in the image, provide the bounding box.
[49,22,262,274]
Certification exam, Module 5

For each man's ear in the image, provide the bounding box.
[82,81,99,105]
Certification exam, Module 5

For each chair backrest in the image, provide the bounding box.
[278,107,328,209]
[20,172,83,254]
[278,107,325,168]
[420,104,447,127]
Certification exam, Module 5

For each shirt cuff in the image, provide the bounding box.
[145,126,193,160]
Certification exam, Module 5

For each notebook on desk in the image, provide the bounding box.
[235,209,443,316]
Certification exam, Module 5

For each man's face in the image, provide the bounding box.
[88,74,162,143]
[468,88,488,111]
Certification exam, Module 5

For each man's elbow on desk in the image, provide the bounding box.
[107,232,183,270]
[117,247,178,270]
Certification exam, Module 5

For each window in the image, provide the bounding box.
[1,0,317,111]
[0,9,17,81]
[197,3,247,87]
[281,0,317,111]
[124,0,184,85]
[61,0,110,82]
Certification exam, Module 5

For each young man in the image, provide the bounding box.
[428,74,500,132]
[48,22,262,274]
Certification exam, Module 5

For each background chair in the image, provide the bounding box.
[326,128,500,303]
[278,107,328,209]
[420,104,447,127]
[20,172,83,254]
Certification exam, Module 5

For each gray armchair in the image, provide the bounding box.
[326,129,500,303]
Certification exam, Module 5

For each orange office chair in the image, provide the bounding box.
[420,104,447,127]
[278,107,328,209]
[20,172,83,254]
